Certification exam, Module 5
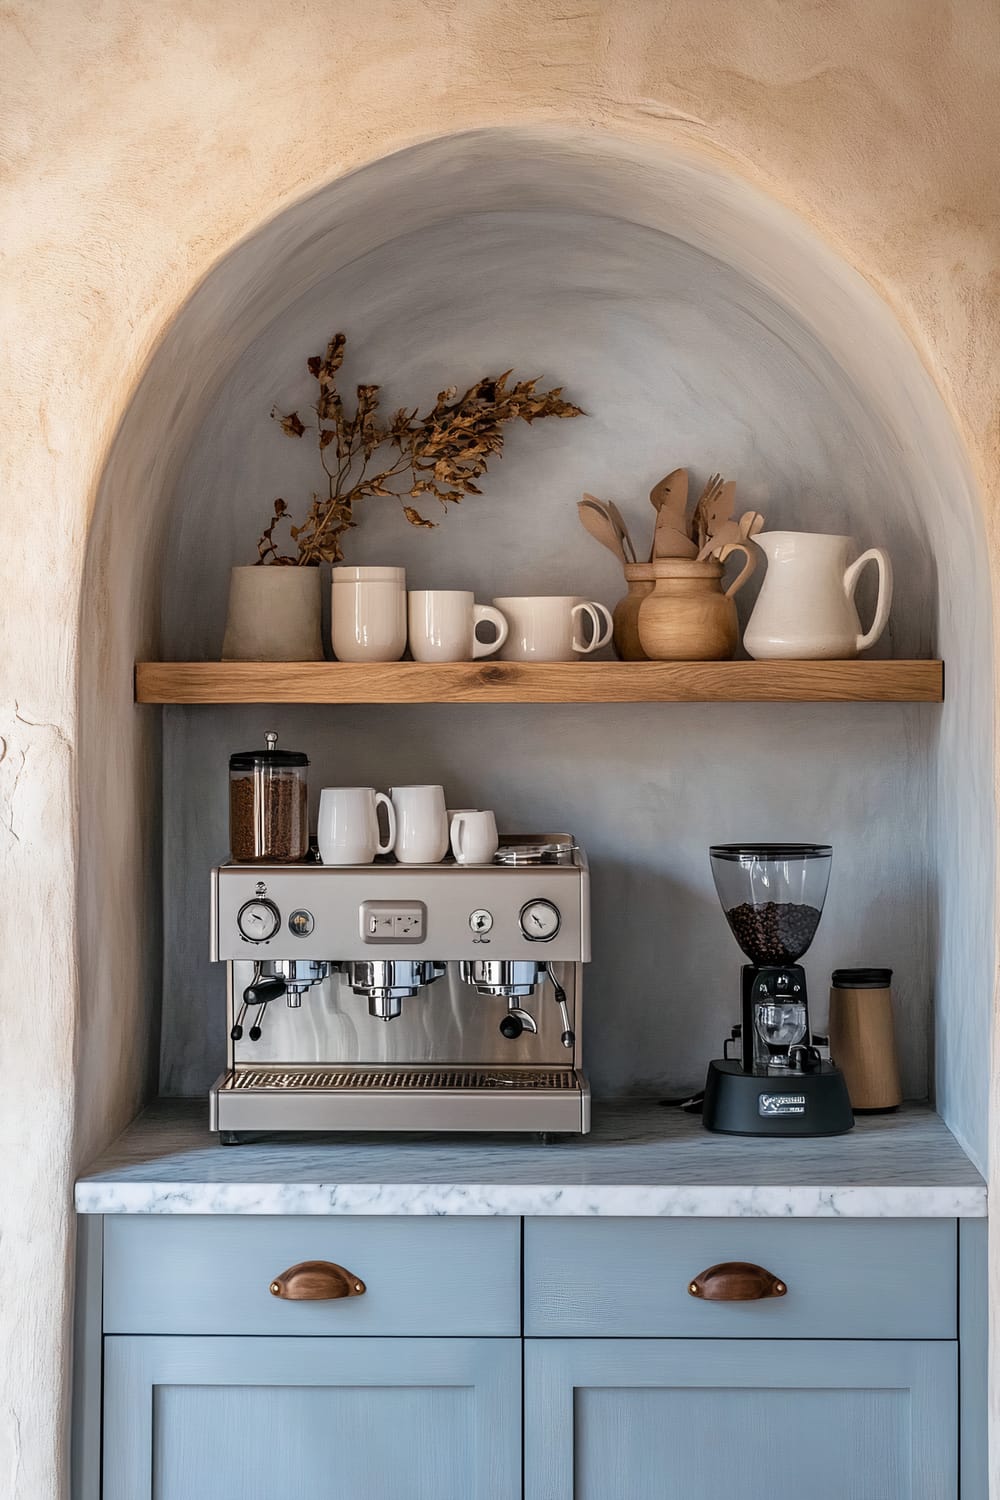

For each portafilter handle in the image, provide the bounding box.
[231,975,287,1042]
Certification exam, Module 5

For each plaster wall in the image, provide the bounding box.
[2,5,999,1498]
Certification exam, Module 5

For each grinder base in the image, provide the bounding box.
[703,1059,854,1137]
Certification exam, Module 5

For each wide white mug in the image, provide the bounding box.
[331,565,407,663]
[318,786,396,865]
[389,784,449,864]
[493,595,614,662]
[451,810,499,865]
[408,590,509,663]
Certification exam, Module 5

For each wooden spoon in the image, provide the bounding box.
[648,469,689,560]
[604,500,638,564]
[578,498,628,565]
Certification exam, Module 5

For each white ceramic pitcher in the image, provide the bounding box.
[744,532,893,660]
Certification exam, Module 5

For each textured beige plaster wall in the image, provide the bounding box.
[2,3,999,1496]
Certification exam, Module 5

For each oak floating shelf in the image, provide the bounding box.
[135,659,944,705]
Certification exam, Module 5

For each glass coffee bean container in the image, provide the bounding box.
[229,731,309,863]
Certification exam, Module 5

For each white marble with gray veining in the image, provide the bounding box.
[75,1099,985,1217]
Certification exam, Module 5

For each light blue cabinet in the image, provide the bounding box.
[525,1338,958,1500]
[77,1215,982,1500]
[103,1335,521,1500]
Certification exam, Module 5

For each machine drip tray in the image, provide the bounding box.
[228,1066,579,1091]
[211,1066,591,1134]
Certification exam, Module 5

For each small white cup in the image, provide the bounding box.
[389,784,449,864]
[331,566,407,663]
[318,787,396,865]
[408,590,509,663]
[493,595,613,662]
[450,810,499,865]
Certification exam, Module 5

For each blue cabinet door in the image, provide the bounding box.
[104,1335,520,1500]
[525,1338,956,1500]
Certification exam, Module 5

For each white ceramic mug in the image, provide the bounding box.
[408,591,509,663]
[318,786,396,865]
[389,784,449,864]
[450,810,499,865]
[493,595,614,662]
[331,566,407,662]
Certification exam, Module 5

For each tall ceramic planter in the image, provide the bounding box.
[222,565,324,661]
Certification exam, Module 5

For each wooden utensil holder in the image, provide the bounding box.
[637,558,740,661]
[613,563,655,660]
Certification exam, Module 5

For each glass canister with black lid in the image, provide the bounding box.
[229,731,309,863]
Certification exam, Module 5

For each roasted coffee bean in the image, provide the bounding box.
[725,901,822,963]
[230,773,308,863]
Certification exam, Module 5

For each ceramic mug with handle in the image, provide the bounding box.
[493,595,614,662]
[450,810,499,865]
[408,591,509,663]
[318,787,396,865]
[389,784,449,864]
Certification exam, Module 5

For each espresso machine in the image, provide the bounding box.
[702,843,854,1137]
[209,836,591,1140]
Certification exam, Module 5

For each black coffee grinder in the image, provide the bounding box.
[702,843,853,1137]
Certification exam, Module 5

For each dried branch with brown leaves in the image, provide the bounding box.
[256,332,582,563]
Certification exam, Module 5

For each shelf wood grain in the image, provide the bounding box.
[135,659,944,704]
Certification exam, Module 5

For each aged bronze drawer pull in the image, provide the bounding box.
[688,1261,787,1301]
[269,1260,366,1301]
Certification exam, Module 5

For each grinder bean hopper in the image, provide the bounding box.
[702,843,853,1136]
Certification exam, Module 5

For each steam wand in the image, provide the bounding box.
[546,968,575,1049]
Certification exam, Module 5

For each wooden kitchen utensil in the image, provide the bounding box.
[604,499,638,564]
[648,469,693,560]
[577,497,628,565]
[690,473,726,551]
[698,507,765,562]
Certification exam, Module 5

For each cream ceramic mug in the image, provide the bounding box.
[331,565,407,662]
[450,810,499,865]
[494,595,614,661]
[408,590,509,663]
[389,784,449,864]
[318,787,396,865]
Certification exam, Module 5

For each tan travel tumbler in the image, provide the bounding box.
[829,968,902,1112]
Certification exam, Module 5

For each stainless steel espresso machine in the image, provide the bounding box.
[209,837,591,1140]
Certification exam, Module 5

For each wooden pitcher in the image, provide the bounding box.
[636,545,755,662]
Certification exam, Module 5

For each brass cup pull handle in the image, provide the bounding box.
[269,1260,366,1301]
[688,1261,787,1301]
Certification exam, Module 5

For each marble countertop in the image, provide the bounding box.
[75,1099,985,1217]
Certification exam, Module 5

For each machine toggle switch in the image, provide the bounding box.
[360,900,427,943]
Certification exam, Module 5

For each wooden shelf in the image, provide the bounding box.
[135,659,944,705]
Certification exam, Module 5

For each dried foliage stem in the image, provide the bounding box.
[256,331,582,564]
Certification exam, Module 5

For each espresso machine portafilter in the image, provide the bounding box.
[209,839,591,1139]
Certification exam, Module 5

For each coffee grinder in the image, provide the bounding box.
[702,843,853,1136]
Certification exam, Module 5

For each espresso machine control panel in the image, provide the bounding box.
[212,864,588,963]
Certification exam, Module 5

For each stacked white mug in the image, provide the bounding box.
[331,566,407,662]
[317,787,396,865]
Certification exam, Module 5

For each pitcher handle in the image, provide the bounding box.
[844,548,893,653]
[718,541,756,599]
[374,792,396,856]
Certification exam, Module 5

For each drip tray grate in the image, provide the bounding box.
[228,1067,578,1092]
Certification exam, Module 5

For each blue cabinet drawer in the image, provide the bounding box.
[524,1218,956,1338]
[104,1215,520,1335]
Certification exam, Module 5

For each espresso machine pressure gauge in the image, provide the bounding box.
[237,899,280,942]
[520,899,561,941]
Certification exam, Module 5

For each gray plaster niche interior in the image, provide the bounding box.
[80,128,992,1168]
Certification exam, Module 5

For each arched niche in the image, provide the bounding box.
[80,127,991,1164]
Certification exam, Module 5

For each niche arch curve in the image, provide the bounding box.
[80,125,991,1161]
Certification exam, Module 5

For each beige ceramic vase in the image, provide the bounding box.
[612,563,655,660]
[222,564,324,661]
[637,549,755,661]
